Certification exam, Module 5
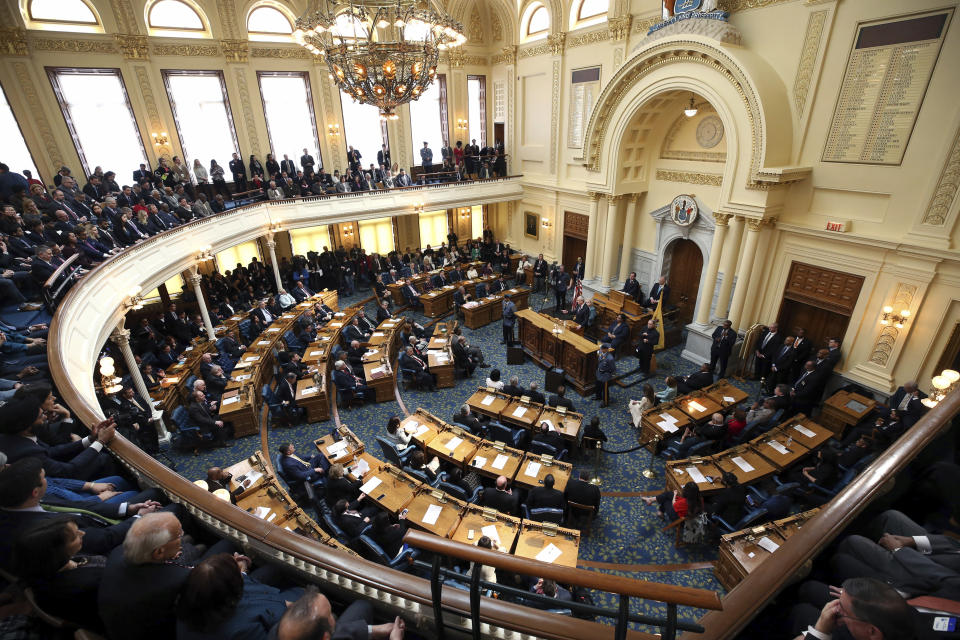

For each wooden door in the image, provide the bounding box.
[666,239,703,324]
[562,236,587,274]
[494,123,504,147]
[778,299,851,353]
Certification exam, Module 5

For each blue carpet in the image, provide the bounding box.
[163,289,764,626]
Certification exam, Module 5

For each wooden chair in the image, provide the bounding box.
[566,500,597,534]
[662,513,710,549]
[580,436,603,465]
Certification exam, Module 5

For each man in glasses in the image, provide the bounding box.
[791,577,916,639]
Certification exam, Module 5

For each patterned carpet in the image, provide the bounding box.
[162,288,763,630]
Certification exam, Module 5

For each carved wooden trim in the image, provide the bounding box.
[869,283,918,366]
[793,10,827,116]
[922,125,960,226]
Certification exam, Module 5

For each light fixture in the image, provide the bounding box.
[327,123,341,137]
[99,356,123,395]
[413,202,425,215]
[684,94,698,118]
[458,207,470,219]
[125,285,144,310]
[197,245,214,262]
[921,368,960,409]
[295,1,465,120]
[456,118,468,131]
[151,131,169,147]
[269,222,283,234]
[880,305,910,329]
[541,217,551,229]
[342,223,354,237]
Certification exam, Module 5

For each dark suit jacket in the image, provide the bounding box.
[772,345,795,373]
[336,511,368,539]
[276,380,298,405]
[501,384,523,398]
[622,279,641,298]
[887,387,928,426]
[531,430,563,453]
[564,479,601,509]
[711,327,735,356]
[483,488,519,515]
[252,307,275,325]
[527,390,546,404]
[343,325,366,344]
[0,435,101,480]
[280,455,322,483]
[608,321,629,347]
[756,330,781,360]
[187,400,219,431]
[526,487,564,511]
[679,371,714,393]
[376,306,392,324]
[648,282,669,305]
[546,395,576,411]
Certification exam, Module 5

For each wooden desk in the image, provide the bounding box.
[666,459,724,494]
[783,415,834,450]
[467,442,524,481]
[710,447,777,486]
[425,426,481,467]
[421,286,456,318]
[679,393,725,423]
[358,465,420,515]
[466,388,511,421]
[517,309,598,396]
[236,482,295,527]
[345,452,381,482]
[819,390,876,435]
[404,489,466,538]
[513,454,572,493]
[750,431,811,471]
[514,523,581,568]
[402,411,445,448]
[715,526,788,590]
[362,360,396,402]
[704,380,750,408]
[537,407,583,441]
[296,377,330,422]
[427,349,455,388]
[461,286,531,330]
[314,434,360,466]
[451,505,522,552]
[219,387,258,437]
[428,335,453,350]
[640,404,693,450]
[501,399,542,430]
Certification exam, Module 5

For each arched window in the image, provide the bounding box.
[23,0,103,33]
[247,3,295,42]
[570,0,608,29]
[146,0,209,38]
[522,3,549,42]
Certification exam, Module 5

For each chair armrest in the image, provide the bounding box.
[710,514,735,533]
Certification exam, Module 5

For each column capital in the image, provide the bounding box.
[587,191,603,202]
[608,194,626,204]
[712,212,733,227]
[744,217,766,232]
[110,327,131,346]
[266,238,277,248]
[188,273,203,287]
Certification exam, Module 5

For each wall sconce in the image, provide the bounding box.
[125,285,144,310]
[99,357,123,395]
[151,131,169,147]
[413,202,425,215]
[683,93,698,118]
[197,245,214,262]
[880,305,911,329]
[342,223,354,237]
[456,118,468,131]
[458,207,470,219]
[541,217,551,229]
[327,123,341,137]
[268,222,283,234]
[922,369,960,409]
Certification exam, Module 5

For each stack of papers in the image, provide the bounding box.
[360,476,382,494]
[414,425,430,437]
[222,396,240,406]
[473,456,488,468]
[767,440,789,455]
[301,387,317,396]
[326,440,349,456]
[723,395,736,403]
[423,504,443,525]
[656,420,679,433]
[481,524,501,547]
[492,454,509,470]
[688,400,708,413]
[351,458,371,477]
[758,537,780,553]
[481,395,496,406]
[793,424,816,438]
[535,543,563,564]
[445,436,464,451]
[525,461,541,477]
[731,456,755,473]
[512,406,527,418]
[685,466,708,484]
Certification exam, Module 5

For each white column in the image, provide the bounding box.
[694,213,731,325]
[617,195,640,283]
[111,326,169,441]
[583,193,601,280]
[188,270,216,341]
[266,234,283,292]
[600,195,623,287]
[714,215,744,320]
[728,218,765,330]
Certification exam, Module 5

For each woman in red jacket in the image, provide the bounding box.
[642,481,703,521]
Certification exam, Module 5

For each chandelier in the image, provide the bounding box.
[295,1,466,120]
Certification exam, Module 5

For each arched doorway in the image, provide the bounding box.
[664,238,702,325]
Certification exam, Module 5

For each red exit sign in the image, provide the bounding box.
[825,220,848,233]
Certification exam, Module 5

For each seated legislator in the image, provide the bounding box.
[278,443,328,484]
[547,385,576,412]
[332,360,373,403]
[187,390,230,446]
[677,363,715,394]
[525,473,565,512]
[622,272,643,302]
[399,346,436,391]
[483,476,520,516]
[564,470,601,515]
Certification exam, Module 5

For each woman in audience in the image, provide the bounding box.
[325,463,362,508]
[724,408,748,442]
[61,231,98,269]
[642,481,703,522]
[14,516,106,633]
[656,377,678,403]
[370,511,407,558]
[471,535,503,588]
[628,383,657,429]
[384,416,412,447]
[486,368,504,390]
[466,263,479,279]
[405,450,442,483]
[192,158,209,198]
[176,553,302,640]
[210,159,228,198]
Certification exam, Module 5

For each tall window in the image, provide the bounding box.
[522,4,549,41]
[419,210,448,248]
[471,205,483,239]
[47,68,147,178]
[146,0,208,38]
[567,67,601,148]
[162,70,239,176]
[409,75,448,165]
[289,226,333,255]
[571,0,608,29]
[257,72,321,170]
[0,83,42,183]
[216,241,261,273]
[338,91,388,170]
[467,75,486,147]
[247,3,294,42]
[24,0,102,33]
[358,217,395,254]
[145,274,184,300]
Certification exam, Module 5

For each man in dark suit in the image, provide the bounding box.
[525,382,546,405]
[280,154,297,177]
[402,282,421,307]
[882,381,928,427]
[547,385,576,412]
[647,276,669,308]
[709,320,736,376]
[453,285,468,314]
[483,476,519,515]
[343,317,369,344]
[332,360,374,401]
[452,336,476,377]
[291,281,314,302]
[769,336,796,392]
[754,322,780,381]
[251,299,275,326]
[344,339,365,370]
[132,163,152,186]
[187,390,228,446]
[790,328,813,381]
[30,244,58,287]
[553,265,571,311]
[636,320,659,377]
[277,442,327,484]
[564,470,601,515]
[605,313,630,352]
[790,360,823,416]
[399,346,435,391]
[333,498,370,538]
[531,422,563,454]
[525,474,565,512]
[502,293,516,346]
[533,253,548,293]
[572,296,590,327]
[271,583,402,640]
[501,375,523,398]
[229,152,247,191]
[677,363,715,394]
[595,345,616,406]
[825,338,842,371]
[375,299,393,324]
[276,372,305,422]
[622,272,642,301]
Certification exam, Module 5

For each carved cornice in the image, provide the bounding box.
[32,38,117,53]
[793,10,827,116]
[567,28,610,49]
[870,284,917,366]
[655,169,723,186]
[633,16,660,33]
[153,43,221,57]
[608,15,633,41]
[922,126,960,226]
[220,39,249,63]
[662,150,726,162]
[115,34,150,60]
[109,0,138,35]
[720,0,796,11]
[518,42,551,59]
[492,46,517,65]
[548,32,567,56]
[713,212,732,226]
[251,47,312,59]
[447,48,465,67]
[0,28,28,56]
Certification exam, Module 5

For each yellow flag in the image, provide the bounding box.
[653,295,665,351]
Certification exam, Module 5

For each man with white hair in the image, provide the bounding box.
[277,288,296,309]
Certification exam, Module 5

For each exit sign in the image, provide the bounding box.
[825,220,848,233]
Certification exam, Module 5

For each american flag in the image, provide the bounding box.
[569,278,582,312]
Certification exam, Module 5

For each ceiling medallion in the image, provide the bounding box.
[296,1,465,120]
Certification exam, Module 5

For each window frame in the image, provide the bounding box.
[256,71,322,169]
[45,67,148,178]
[573,0,609,28]
[160,69,241,174]
[145,0,210,38]
[27,0,99,26]
[467,75,487,148]
[523,4,550,41]
[337,91,390,166]
[0,80,44,185]
[408,73,449,166]
[246,2,295,42]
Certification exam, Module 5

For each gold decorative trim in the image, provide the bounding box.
[518,42,551,59]
[567,28,610,48]
[655,169,723,186]
[251,47,312,59]
[713,212,732,226]
[0,28,28,56]
[793,10,827,116]
[221,39,249,64]
[153,44,221,57]
[134,65,168,157]
[633,16,660,33]
[548,32,567,56]
[216,0,239,40]
[720,0,796,11]
[922,126,960,226]
[12,61,64,169]
[492,46,517,65]
[115,34,149,60]
[110,0,138,35]
[492,13,504,42]
[550,59,560,173]
[233,68,260,156]
[662,150,726,162]
[870,284,917,366]
[468,5,484,43]
[32,38,117,53]
[608,15,633,41]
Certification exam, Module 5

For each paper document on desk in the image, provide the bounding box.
[301,387,317,396]
[688,401,708,413]
[793,424,816,438]
[252,506,271,519]
[445,436,463,451]
[481,525,501,547]
[373,332,385,337]
[359,476,382,494]
[767,441,789,455]
[492,454,509,470]
[326,440,349,456]
[236,374,251,381]
[423,504,443,526]
[243,470,263,486]
[351,458,370,478]
[335,312,345,317]
[535,543,563,564]
[310,351,323,356]
[321,336,330,341]
[222,396,240,406]
[758,536,780,553]
[473,456,488,469]
[731,456,755,473]
[481,395,496,406]
[659,413,678,424]
[257,340,270,346]
[512,406,527,418]
[414,425,430,438]
[268,328,281,332]
[525,461,541,477]
[723,396,736,403]
[656,420,678,433]
[685,466,708,484]
[541,419,557,432]
[245,356,258,362]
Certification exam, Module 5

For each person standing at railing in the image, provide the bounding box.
[420,142,434,176]
[229,153,246,193]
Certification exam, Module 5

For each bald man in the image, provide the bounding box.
[482,475,519,515]
[274,587,404,640]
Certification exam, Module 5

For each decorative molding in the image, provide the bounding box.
[662,150,727,162]
[251,47,312,59]
[220,39,249,63]
[491,13,503,42]
[317,70,343,170]
[567,28,610,49]
[550,59,561,173]
[870,284,918,366]
[640,16,743,46]
[12,61,64,168]
[744,217,767,232]
[608,15,633,41]
[921,126,960,226]
[153,43,221,57]
[447,49,465,67]
[492,46,517,65]
[216,0,239,40]
[110,0,139,35]
[233,68,261,156]
[633,16,660,33]
[518,42,551,59]
[133,65,167,156]
[115,34,150,60]
[31,38,117,53]
[0,28,28,56]
[507,65,515,173]
[613,48,624,70]
[720,0,795,11]
[468,5,484,43]
[548,32,567,56]
[713,212,732,226]
[656,169,723,186]
[793,10,827,116]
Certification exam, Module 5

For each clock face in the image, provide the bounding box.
[671,195,698,226]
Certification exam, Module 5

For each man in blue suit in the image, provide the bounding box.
[332,360,373,402]
[502,293,516,346]
[646,276,669,309]
[605,313,630,353]
[880,381,928,427]
[277,443,327,484]
[709,320,736,376]
[594,344,616,407]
